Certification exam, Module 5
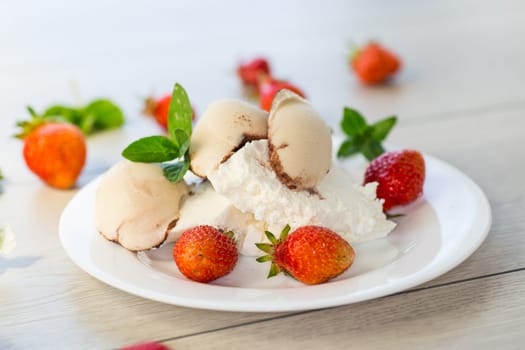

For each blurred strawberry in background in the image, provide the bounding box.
[143,94,196,129]
[350,41,401,85]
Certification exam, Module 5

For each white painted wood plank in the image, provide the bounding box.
[166,271,525,350]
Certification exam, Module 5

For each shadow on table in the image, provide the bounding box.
[0,256,41,275]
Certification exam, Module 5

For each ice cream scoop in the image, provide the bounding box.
[189,99,268,178]
[267,89,332,191]
[95,160,189,251]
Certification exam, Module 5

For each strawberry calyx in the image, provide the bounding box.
[142,96,158,117]
[255,224,291,278]
[337,107,397,161]
[14,106,64,139]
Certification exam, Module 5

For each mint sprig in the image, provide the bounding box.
[337,107,397,161]
[122,83,193,183]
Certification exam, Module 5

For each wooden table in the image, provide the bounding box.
[1,1,524,348]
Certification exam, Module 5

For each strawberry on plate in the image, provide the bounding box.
[364,149,426,211]
[258,78,306,112]
[173,225,238,283]
[256,225,355,285]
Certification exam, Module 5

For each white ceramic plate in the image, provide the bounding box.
[59,154,491,312]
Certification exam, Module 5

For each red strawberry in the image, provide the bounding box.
[121,342,171,350]
[364,149,425,211]
[173,225,238,283]
[16,115,87,190]
[237,58,271,86]
[144,94,195,129]
[351,42,401,85]
[256,225,355,285]
[258,79,306,112]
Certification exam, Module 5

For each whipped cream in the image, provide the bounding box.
[207,140,395,251]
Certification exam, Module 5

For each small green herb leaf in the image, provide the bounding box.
[162,155,190,182]
[83,99,125,132]
[337,139,360,158]
[337,107,397,161]
[370,116,397,142]
[341,107,367,136]
[172,128,190,156]
[168,83,193,142]
[122,136,180,163]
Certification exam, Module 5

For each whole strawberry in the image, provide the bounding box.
[144,94,195,129]
[16,111,87,189]
[258,79,306,112]
[256,225,355,285]
[364,149,425,211]
[237,57,271,86]
[173,225,238,283]
[351,42,401,84]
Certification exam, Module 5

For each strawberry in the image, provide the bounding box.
[256,225,355,285]
[351,42,401,85]
[16,110,87,189]
[144,94,195,129]
[364,149,425,211]
[258,79,306,112]
[237,57,271,86]
[121,342,171,350]
[173,225,238,283]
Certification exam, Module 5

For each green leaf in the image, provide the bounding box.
[341,107,367,136]
[279,224,291,241]
[84,99,125,132]
[255,243,274,254]
[361,139,385,161]
[337,139,360,158]
[168,83,193,142]
[172,128,190,156]
[264,231,278,245]
[162,157,190,182]
[43,105,79,122]
[370,116,397,142]
[268,262,281,278]
[122,136,180,163]
[256,255,273,263]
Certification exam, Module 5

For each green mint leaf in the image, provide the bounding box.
[337,139,360,158]
[84,99,125,132]
[370,116,397,142]
[361,139,385,161]
[162,156,190,182]
[122,136,180,163]
[341,107,367,136]
[43,105,79,122]
[172,129,190,156]
[168,83,193,142]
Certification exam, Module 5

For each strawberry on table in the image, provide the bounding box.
[364,149,426,211]
[143,94,196,129]
[351,42,401,85]
[258,78,306,112]
[173,225,238,283]
[16,109,87,190]
[256,225,355,285]
[237,57,271,86]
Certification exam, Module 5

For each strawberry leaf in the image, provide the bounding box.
[255,243,274,254]
[256,254,273,263]
[122,136,180,162]
[268,262,281,278]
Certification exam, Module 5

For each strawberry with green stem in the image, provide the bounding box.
[256,225,355,285]
[15,108,87,189]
